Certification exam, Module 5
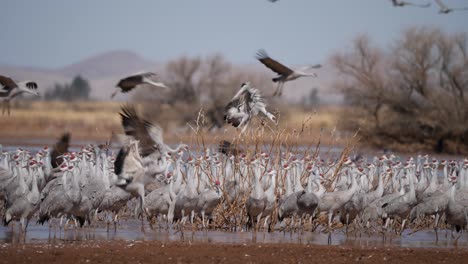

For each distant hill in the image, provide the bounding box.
[57,50,158,79]
[0,50,161,99]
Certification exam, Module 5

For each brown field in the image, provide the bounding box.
[0,101,350,149]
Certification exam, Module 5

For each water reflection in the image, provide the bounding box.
[0,220,466,249]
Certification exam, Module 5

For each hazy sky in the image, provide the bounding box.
[1,0,467,69]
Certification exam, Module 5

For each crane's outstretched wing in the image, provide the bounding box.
[116,72,156,93]
[120,105,157,157]
[391,0,430,7]
[16,81,38,90]
[0,75,17,92]
[298,64,322,72]
[434,0,449,10]
[256,49,293,76]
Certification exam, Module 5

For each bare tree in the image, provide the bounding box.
[332,27,468,154]
[165,56,203,105]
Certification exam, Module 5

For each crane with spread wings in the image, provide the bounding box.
[255,49,321,97]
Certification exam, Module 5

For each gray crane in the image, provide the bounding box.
[111,72,170,98]
[174,160,200,227]
[318,161,359,244]
[446,173,468,243]
[390,0,431,8]
[98,185,131,232]
[256,49,321,97]
[434,0,468,13]
[261,169,277,232]
[145,173,177,229]
[3,160,41,233]
[381,163,417,235]
[224,82,277,134]
[246,159,267,231]
[196,180,222,229]
[409,186,450,241]
[0,75,39,115]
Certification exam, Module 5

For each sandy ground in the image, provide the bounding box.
[1,240,468,264]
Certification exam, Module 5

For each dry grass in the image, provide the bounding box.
[0,101,348,148]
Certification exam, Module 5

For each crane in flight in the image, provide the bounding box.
[111,72,170,98]
[255,49,321,97]
[390,0,431,8]
[224,82,277,134]
[0,75,39,115]
[434,0,468,13]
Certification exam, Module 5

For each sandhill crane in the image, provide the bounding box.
[119,105,187,162]
[37,162,76,233]
[246,158,267,231]
[174,159,199,227]
[434,0,468,13]
[114,140,146,224]
[224,82,277,133]
[145,173,176,229]
[381,163,417,235]
[318,160,359,244]
[72,147,110,227]
[3,160,41,233]
[111,72,170,98]
[98,185,132,232]
[409,185,451,241]
[446,166,468,242]
[115,105,179,210]
[390,0,431,8]
[50,133,71,169]
[197,180,222,229]
[255,49,321,97]
[0,75,39,115]
[341,166,387,234]
[261,169,277,232]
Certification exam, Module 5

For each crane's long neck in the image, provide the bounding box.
[29,168,40,202]
[408,166,415,197]
[375,169,384,196]
[267,173,276,195]
[199,163,209,192]
[101,153,110,189]
[294,166,304,193]
[70,168,81,203]
[285,170,293,196]
[306,171,313,193]
[428,166,438,190]
[44,152,51,177]
[252,167,264,198]
[187,164,198,197]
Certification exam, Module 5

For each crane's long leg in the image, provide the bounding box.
[434,213,440,242]
[328,212,333,245]
[6,100,11,116]
[273,82,281,96]
[278,82,285,97]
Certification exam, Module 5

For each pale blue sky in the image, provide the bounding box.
[1,0,466,68]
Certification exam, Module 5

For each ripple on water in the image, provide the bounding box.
[0,220,466,249]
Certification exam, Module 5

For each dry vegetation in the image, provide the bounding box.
[332,26,468,154]
[0,100,346,149]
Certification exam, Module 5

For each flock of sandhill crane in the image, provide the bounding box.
[1,0,467,246]
[269,0,468,14]
[1,130,468,244]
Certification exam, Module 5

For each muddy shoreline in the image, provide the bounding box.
[1,240,468,264]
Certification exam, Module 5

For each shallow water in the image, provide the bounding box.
[1,220,466,248]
